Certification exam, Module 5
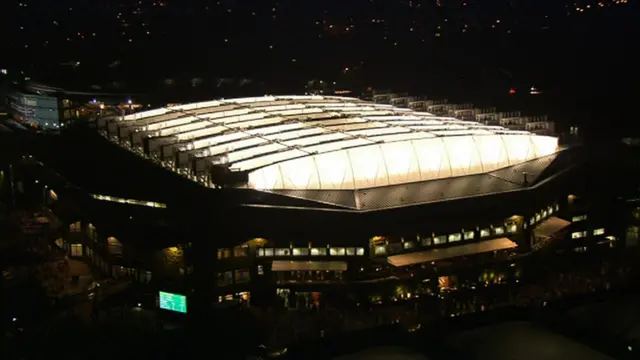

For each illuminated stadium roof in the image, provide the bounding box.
[105,95,559,193]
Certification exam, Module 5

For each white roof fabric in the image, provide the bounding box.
[117,95,559,191]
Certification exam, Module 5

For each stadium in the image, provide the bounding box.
[88,95,596,305]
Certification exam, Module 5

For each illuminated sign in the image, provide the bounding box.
[159,291,187,313]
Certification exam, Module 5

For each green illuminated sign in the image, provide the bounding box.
[159,291,187,313]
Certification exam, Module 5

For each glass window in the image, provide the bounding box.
[448,233,462,243]
[310,247,327,256]
[234,247,248,257]
[421,236,432,246]
[69,221,81,233]
[374,245,386,255]
[555,204,560,211]
[593,228,605,236]
[257,248,265,257]
[542,210,548,218]
[433,235,446,245]
[356,247,365,256]
[480,229,491,238]
[234,269,250,283]
[507,224,517,233]
[264,248,274,256]
[494,227,504,235]
[275,248,290,256]
[403,241,415,250]
[330,247,345,256]
[257,265,264,275]
[529,217,535,225]
[548,206,554,214]
[346,247,356,256]
[571,231,587,239]
[293,248,309,256]
[535,214,541,222]
[463,231,475,240]
[572,215,587,222]
[70,243,83,256]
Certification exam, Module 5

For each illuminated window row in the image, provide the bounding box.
[528,203,559,226]
[257,247,365,257]
[90,194,167,208]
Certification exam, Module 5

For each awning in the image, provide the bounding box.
[387,237,518,267]
[271,260,348,272]
[534,216,571,238]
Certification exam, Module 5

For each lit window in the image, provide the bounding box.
[422,236,432,246]
[257,265,264,275]
[356,247,365,256]
[310,247,327,256]
[571,231,587,239]
[448,233,462,242]
[329,247,345,256]
[70,243,83,256]
[494,227,505,235]
[555,204,560,211]
[433,235,446,245]
[542,210,548,218]
[535,214,541,222]
[403,241,415,249]
[507,224,517,233]
[572,215,587,222]
[257,248,265,257]
[529,217,535,225]
[264,248,274,256]
[463,231,475,240]
[275,248,290,256]
[480,229,491,238]
[346,247,357,255]
[234,247,248,257]
[374,245,386,255]
[548,206,554,214]
[293,248,309,256]
[593,228,605,236]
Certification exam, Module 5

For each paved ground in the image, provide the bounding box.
[447,321,615,360]
[333,347,431,360]
[569,296,640,343]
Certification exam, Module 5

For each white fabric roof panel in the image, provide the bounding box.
[118,95,559,190]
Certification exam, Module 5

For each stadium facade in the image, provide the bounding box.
[82,95,620,305]
[17,94,626,308]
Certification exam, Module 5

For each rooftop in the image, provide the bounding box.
[104,95,558,191]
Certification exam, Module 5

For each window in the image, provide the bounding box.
[542,210,548,218]
[265,248,274,256]
[293,248,309,256]
[140,271,152,283]
[572,231,587,239]
[548,206,554,215]
[507,224,517,233]
[235,269,250,283]
[275,248,290,256]
[433,235,446,245]
[535,214,541,222]
[463,231,475,240]
[593,228,605,236]
[529,217,535,225]
[217,248,231,259]
[346,247,357,255]
[356,247,365,256]
[234,247,248,257]
[572,215,587,222]
[310,247,327,256]
[329,247,345,256]
[448,233,462,243]
[217,271,233,286]
[403,241,415,250]
[69,221,81,233]
[494,227,505,235]
[555,204,560,211]
[70,243,83,256]
[257,265,264,275]
[421,236,432,246]
[480,229,491,238]
[374,245,387,255]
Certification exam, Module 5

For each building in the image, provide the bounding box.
[85,95,624,307]
[7,91,61,131]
